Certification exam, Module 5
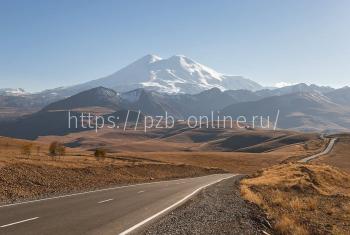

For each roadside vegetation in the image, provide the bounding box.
[21,144,32,158]
[94,148,106,161]
[241,163,350,235]
[49,141,66,159]
[0,137,223,203]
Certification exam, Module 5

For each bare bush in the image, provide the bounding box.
[49,141,66,160]
[21,144,32,158]
[94,149,106,161]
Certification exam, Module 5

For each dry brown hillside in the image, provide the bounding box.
[37,125,324,154]
[0,131,327,203]
[241,163,350,235]
[316,134,350,173]
[0,137,222,203]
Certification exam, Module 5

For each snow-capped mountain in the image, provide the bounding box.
[0,88,29,96]
[47,54,262,96]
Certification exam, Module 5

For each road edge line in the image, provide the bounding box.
[0,217,39,228]
[119,174,235,235]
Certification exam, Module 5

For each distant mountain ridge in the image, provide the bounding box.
[222,91,350,132]
[2,84,350,140]
[0,88,28,96]
[43,87,122,111]
[1,61,350,136]
[325,86,350,105]
[44,85,350,133]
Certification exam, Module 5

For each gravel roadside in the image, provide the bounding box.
[139,176,273,235]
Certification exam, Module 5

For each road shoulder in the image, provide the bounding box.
[139,176,272,235]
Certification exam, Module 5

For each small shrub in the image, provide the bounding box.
[94,149,106,161]
[57,144,66,156]
[21,144,32,158]
[49,142,57,156]
[49,141,66,159]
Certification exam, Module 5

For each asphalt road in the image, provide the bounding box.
[298,138,337,163]
[0,174,234,235]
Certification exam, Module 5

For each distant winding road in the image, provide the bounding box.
[298,138,337,163]
[0,174,234,235]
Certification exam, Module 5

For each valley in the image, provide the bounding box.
[1,55,350,235]
[2,2,350,234]
[0,124,327,204]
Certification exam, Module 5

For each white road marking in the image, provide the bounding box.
[98,199,113,204]
[119,175,235,235]
[137,191,145,194]
[0,175,220,208]
[0,217,39,228]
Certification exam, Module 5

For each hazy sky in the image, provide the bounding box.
[1,0,349,92]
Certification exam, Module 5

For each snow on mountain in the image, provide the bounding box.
[51,54,262,96]
[273,82,296,88]
[120,88,144,103]
[0,88,29,96]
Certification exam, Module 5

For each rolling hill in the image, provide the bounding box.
[221,92,350,132]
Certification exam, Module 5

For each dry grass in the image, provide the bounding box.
[0,131,329,208]
[32,126,326,175]
[241,163,350,235]
[316,134,350,173]
[0,130,327,203]
[117,151,302,174]
[0,137,224,203]
[240,184,263,206]
[37,126,324,154]
[274,215,308,235]
[287,197,317,212]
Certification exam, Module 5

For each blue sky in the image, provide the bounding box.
[1,0,349,92]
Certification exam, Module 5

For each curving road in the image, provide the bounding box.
[298,138,337,163]
[0,174,235,235]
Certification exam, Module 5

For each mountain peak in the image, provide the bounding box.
[43,86,120,111]
[45,54,263,96]
[166,55,198,66]
[120,88,149,103]
[0,88,29,96]
[87,86,118,97]
[169,54,190,59]
[141,54,162,63]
